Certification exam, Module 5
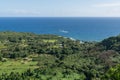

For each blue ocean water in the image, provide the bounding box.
[0,17,120,41]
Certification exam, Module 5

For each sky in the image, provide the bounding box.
[1,0,120,17]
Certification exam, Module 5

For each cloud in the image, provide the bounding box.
[93,3,120,7]
[59,30,69,33]
[90,2,120,17]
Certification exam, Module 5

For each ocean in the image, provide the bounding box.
[0,17,120,41]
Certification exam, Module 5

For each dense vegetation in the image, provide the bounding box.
[0,31,120,80]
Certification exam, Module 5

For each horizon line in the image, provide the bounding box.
[1,16,120,18]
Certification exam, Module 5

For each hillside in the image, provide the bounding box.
[0,31,119,80]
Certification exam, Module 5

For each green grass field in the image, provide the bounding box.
[0,59,38,74]
[43,39,57,43]
[0,44,7,49]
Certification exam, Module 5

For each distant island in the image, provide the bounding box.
[0,31,119,80]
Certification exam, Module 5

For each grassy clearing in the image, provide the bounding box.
[0,59,38,74]
[0,43,7,49]
[43,39,57,43]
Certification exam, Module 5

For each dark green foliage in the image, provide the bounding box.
[0,31,120,80]
[0,31,81,59]
[99,35,120,52]
[103,64,120,80]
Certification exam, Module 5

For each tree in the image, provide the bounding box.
[103,64,120,80]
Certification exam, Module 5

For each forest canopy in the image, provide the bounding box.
[0,31,119,80]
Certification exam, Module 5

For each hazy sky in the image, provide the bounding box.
[1,0,120,17]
